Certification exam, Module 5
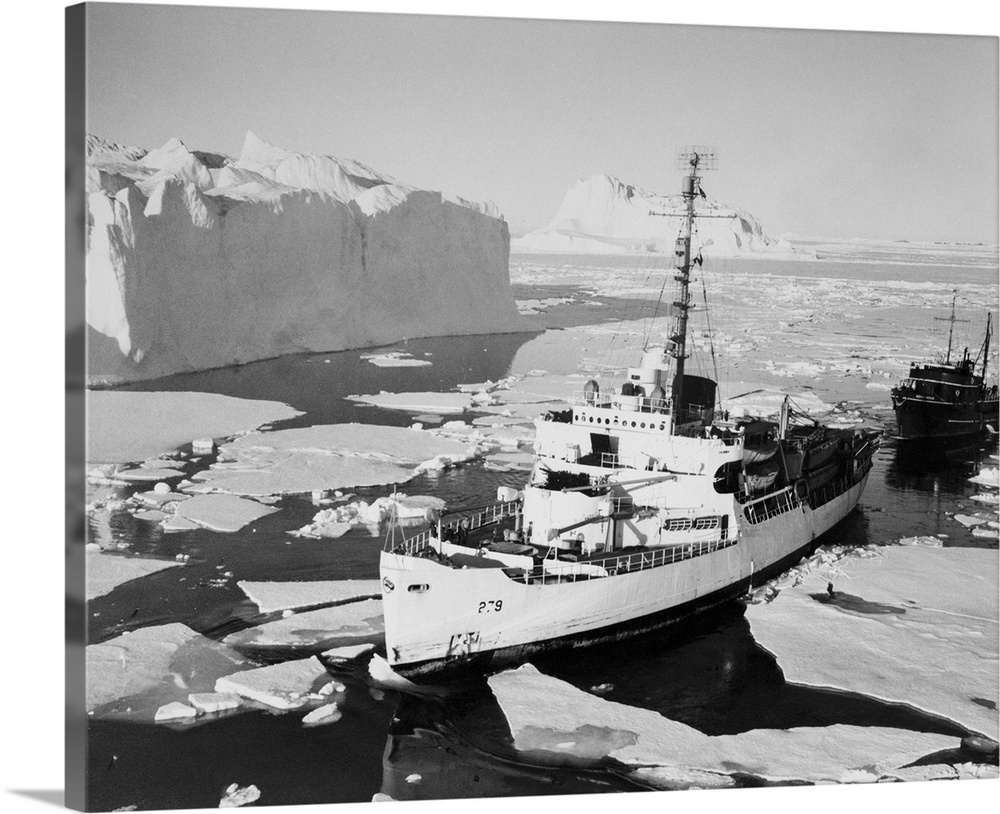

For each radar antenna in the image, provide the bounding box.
[669,146,717,424]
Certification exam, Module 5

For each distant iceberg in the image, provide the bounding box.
[513,172,809,258]
[85,132,530,384]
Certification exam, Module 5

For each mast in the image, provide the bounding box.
[669,147,716,424]
[935,290,968,365]
[982,313,992,381]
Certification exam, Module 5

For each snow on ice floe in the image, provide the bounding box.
[302,702,342,726]
[86,549,183,600]
[219,783,261,808]
[183,424,478,496]
[88,391,302,464]
[291,494,445,538]
[348,391,475,414]
[87,623,252,720]
[746,545,999,740]
[488,664,956,784]
[116,465,187,483]
[969,467,1000,488]
[214,656,338,710]
[238,580,381,613]
[172,493,279,532]
[223,599,383,651]
[361,351,432,368]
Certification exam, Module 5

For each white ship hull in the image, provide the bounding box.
[380,472,870,673]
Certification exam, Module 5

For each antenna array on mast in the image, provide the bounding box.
[676,146,718,173]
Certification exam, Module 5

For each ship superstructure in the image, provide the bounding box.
[379,149,879,674]
[891,294,999,439]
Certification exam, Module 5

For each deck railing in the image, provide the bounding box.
[383,499,522,555]
[502,535,738,585]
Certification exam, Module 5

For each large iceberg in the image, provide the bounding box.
[86,132,529,383]
[513,172,801,257]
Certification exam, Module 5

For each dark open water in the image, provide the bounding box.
[86,291,998,810]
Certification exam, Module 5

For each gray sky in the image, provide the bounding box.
[84,2,998,243]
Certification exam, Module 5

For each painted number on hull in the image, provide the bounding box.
[478,600,503,613]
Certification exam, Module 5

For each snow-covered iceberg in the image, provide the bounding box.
[513,172,803,257]
[86,132,529,383]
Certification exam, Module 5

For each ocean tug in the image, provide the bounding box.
[380,149,880,675]
[891,293,999,440]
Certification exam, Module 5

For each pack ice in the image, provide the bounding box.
[489,664,957,785]
[86,623,252,720]
[513,172,802,257]
[184,424,478,496]
[86,132,529,383]
[746,546,999,741]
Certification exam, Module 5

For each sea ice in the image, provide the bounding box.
[87,391,302,464]
[87,549,183,600]
[161,515,202,532]
[954,514,987,527]
[132,509,167,522]
[291,494,444,538]
[969,467,1000,488]
[628,765,736,790]
[116,466,187,483]
[897,535,943,547]
[302,702,342,726]
[321,643,376,663]
[746,546,998,740]
[488,664,956,784]
[188,692,242,714]
[186,424,477,496]
[218,784,261,808]
[238,580,381,613]
[173,493,279,532]
[134,489,189,507]
[214,657,331,710]
[222,600,384,651]
[347,391,473,413]
[362,351,432,368]
[154,702,197,723]
[87,623,252,719]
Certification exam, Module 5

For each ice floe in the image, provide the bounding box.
[223,599,384,651]
[188,692,242,714]
[116,465,187,483]
[746,546,998,740]
[488,664,956,784]
[291,494,445,538]
[321,643,376,664]
[87,623,252,719]
[347,391,474,413]
[154,702,197,723]
[214,656,333,710]
[969,467,1000,488]
[88,390,302,464]
[173,493,279,532]
[185,424,478,496]
[302,702,342,726]
[219,783,261,808]
[238,580,381,613]
[362,351,432,368]
[87,549,183,600]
